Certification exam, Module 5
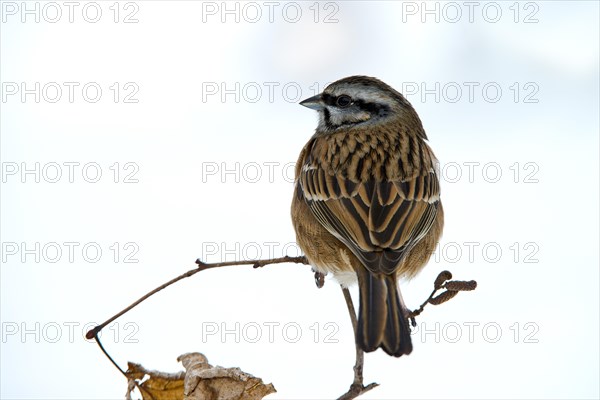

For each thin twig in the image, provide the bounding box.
[196,255,308,269]
[338,286,379,400]
[408,270,477,326]
[408,287,438,322]
[85,255,308,339]
[93,333,153,400]
[94,333,127,376]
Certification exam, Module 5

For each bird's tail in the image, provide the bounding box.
[355,266,413,357]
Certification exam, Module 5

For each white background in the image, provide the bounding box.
[1,1,599,399]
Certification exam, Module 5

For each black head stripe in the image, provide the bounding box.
[354,99,390,117]
[323,92,390,118]
[323,108,332,127]
[322,93,336,106]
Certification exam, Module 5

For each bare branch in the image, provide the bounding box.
[87,255,476,400]
[338,382,380,400]
[86,255,309,339]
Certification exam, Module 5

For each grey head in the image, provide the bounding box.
[299,75,426,138]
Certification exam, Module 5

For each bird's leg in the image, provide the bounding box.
[338,286,379,400]
[341,286,363,386]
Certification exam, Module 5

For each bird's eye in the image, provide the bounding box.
[336,95,352,108]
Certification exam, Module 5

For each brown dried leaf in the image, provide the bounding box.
[126,362,185,400]
[125,353,275,400]
[180,352,276,400]
[429,290,459,305]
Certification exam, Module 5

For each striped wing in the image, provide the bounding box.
[299,163,440,274]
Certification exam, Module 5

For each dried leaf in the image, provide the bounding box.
[125,353,275,400]
[179,352,276,400]
[126,362,185,400]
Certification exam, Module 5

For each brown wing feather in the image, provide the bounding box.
[298,132,440,275]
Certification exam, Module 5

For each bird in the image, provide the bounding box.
[291,76,443,357]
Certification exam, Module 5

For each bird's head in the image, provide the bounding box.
[300,75,425,137]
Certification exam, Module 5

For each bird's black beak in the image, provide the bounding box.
[299,94,324,111]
